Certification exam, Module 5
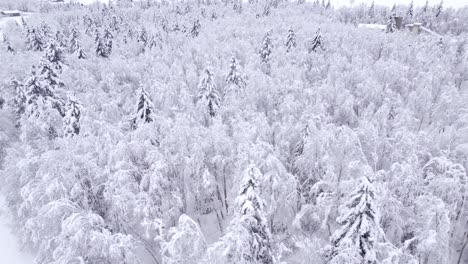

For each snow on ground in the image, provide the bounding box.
[0,196,34,264]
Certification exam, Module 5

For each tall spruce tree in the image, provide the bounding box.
[309,28,323,52]
[218,165,273,263]
[386,16,397,33]
[259,31,273,64]
[69,26,81,53]
[407,1,414,21]
[225,56,246,92]
[63,95,83,137]
[130,84,155,130]
[2,34,14,52]
[95,29,113,58]
[197,69,220,118]
[435,0,443,18]
[327,176,383,264]
[285,27,297,52]
[391,3,397,16]
[368,1,375,21]
[26,27,45,51]
[22,65,63,139]
[190,19,201,38]
[423,0,429,12]
[69,28,87,59]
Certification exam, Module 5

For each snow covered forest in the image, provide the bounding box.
[1,0,468,263]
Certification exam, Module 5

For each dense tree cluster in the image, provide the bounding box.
[0,1,467,264]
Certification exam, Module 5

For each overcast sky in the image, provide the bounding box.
[333,0,467,9]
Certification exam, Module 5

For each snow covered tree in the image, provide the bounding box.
[422,0,429,13]
[293,123,310,161]
[2,34,14,52]
[207,165,273,264]
[259,31,273,64]
[42,40,66,71]
[326,176,383,264]
[55,30,66,48]
[195,169,220,217]
[225,56,246,93]
[407,1,414,21]
[285,27,297,52]
[262,2,271,17]
[422,157,467,225]
[130,84,155,130]
[49,211,140,264]
[95,29,113,58]
[10,78,26,122]
[26,27,45,51]
[137,26,148,44]
[162,214,207,264]
[391,3,396,16]
[368,1,375,21]
[69,26,81,53]
[63,95,82,137]
[197,68,220,118]
[40,21,52,39]
[435,0,443,18]
[308,27,323,52]
[190,19,201,38]
[386,16,397,33]
[21,66,64,140]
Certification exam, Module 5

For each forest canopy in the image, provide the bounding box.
[0,0,468,264]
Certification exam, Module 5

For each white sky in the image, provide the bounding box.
[333,0,467,8]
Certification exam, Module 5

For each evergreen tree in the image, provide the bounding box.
[103,28,113,54]
[130,84,155,130]
[262,2,271,17]
[42,40,65,71]
[10,79,26,123]
[69,27,87,59]
[435,0,443,18]
[386,16,397,33]
[213,165,273,263]
[368,1,375,21]
[20,16,27,28]
[407,1,414,21]
[326,0,331,9]
[294,124,310,158]
[137,26,148,44]
[23,66,58,116]
[285,27,297,52]
[391,3,397,16]
[327,176,383,264]
[259,31,273,64]
[422,0,429,13]
[63,95,82,137]
[190,19,201,38]
[69,26,81,53]
[40,21,52,39]
[26,27,45,51]
[21,66,63,139]
[95,30,112,58]
[2,34,14,52]
[55,30,66,48]
[225,56,246,92]
[197,69,220,118]
[308,27,323,52]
